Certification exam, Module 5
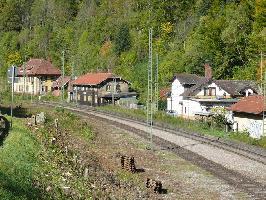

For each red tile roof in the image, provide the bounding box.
[18,58,61,76]
[52,76,71,88]
[72,73,115,85]
[228,95,265,114]
[160,87,171,100]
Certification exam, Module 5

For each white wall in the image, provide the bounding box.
[182,100,203,118]
[167,97,172,111]
[14,77,41,95]
[167,79,185,114]
[233,115,263,139]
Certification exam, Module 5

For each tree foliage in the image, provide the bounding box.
[0,0,264,97]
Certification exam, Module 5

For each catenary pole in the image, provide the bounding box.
[61,50,65,102]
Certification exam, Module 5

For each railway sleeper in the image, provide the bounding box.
[146,178,162,194]
[121,155,136,173]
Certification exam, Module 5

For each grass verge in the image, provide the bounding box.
[98,105,266,149]
[0,108,95,199]
[0,117,43,200]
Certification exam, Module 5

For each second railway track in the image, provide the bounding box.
[36,101,266,199]
[40,101,266,165]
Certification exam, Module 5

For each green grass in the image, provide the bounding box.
[98,105,266,149]
[0,118,43,200]
[0,108,96,199]
[52,107,95,142]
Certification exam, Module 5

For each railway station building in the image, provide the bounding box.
[70,72,137,106]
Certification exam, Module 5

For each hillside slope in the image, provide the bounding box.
[0,0,265,98]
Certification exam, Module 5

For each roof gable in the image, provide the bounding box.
[181,78,210,97]
[173,73,206,85]
[73,73,115,85]
[229,95,264,114]
[52,76,71,88]
[214,80,259,96]
[181,79,259,97]
[18,58,61,76]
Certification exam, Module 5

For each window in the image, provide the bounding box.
[210,87,216,96]
[106,84,111,91]
[204,87,216,96]
[204,88,208,96]
[116,84,121,92]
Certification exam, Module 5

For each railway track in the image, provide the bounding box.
[39,101,266,165]
[37,101,266,199]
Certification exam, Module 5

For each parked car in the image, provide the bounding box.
[166,110,178,117]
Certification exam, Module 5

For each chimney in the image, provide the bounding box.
[204,63,212,79]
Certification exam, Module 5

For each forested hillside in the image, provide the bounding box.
[0,0,265,98]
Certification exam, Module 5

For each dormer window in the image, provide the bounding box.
[245,89,253,97]
[204,87,216,96]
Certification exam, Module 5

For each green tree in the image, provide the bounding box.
[114,23,131,55]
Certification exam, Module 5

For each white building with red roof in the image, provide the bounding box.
[14,58,61,95]
[70,72,136,106]
[229,95,265,138]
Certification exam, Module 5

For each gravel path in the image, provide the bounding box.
[87,111,266,185]
[79,112,254,199]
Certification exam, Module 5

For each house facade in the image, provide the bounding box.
[71,72,136,106]
[167,73,208,114]
[167,64,259,118]
[51,76,72,96]
[181,80,258,118]
[14,59,61,95]
[228,95,265,138]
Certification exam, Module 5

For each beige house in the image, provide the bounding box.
[15,59,61,95]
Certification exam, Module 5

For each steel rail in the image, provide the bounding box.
[38,101,266,165]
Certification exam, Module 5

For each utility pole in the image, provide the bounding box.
[262,52,266,136]
[71,61,75,103]
[71,61,74,79]
[155,53,159,111]
[61,50,65,103]
[10,65,15,128]
[31,79,34,103]
[147,0,154,150]
[26,70,29,101]
[147,28,153,149]
[112,77,116,105]
[23,62,26,99]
